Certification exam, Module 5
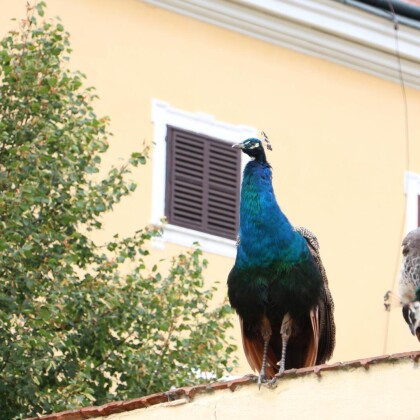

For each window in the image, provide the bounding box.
[165,126,240,240]
[405,171,420,232]
[151,100,257,257]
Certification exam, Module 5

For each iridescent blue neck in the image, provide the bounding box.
[236,160,308,268]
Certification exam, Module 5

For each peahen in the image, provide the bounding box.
[227,136,335,386]
[399,227,420,341]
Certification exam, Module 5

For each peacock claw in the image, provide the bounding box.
[257,371,267,389]
[264,377,278,389]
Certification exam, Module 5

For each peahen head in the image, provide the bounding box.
[232,138,267,163]
[402,301,420,340]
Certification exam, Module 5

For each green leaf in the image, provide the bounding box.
[36,3,45,17]
[39,306,51,321]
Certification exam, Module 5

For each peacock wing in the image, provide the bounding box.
[295,226,336,364]
[303,308,319,367]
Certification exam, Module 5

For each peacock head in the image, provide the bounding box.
[232,138,267,162]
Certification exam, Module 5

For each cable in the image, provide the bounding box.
[382,2,411,354]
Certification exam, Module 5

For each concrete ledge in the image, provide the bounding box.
[26,350,420,420]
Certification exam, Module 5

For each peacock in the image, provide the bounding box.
[399,227,420,341]
[227,136,335,386]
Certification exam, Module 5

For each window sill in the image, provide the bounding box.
[152,224,237,258]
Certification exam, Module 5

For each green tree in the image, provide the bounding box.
[0,3,237,419]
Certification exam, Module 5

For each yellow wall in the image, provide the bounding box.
[2,0,420,374]
[92,355,420,420]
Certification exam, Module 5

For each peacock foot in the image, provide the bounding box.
[263,377,278,389]
[257,370,266,389]
[276,359,286,376]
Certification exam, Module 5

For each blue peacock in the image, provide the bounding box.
[228,136,335,385]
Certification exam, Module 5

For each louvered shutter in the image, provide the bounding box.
[165,126,240,240]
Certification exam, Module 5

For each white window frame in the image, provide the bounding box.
[151,99,256,258]
[405,171,420,233]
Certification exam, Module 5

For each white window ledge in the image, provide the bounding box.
[152,224,237,258]
[151,99,255,258]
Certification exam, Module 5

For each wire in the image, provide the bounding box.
[382,1,411,354]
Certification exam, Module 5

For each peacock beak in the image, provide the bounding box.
[232,143,244,149]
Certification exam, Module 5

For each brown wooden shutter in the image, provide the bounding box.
[165,126,240,240]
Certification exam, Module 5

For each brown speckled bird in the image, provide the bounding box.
[399,228,420,341]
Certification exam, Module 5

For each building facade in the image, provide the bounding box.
[2,0,420,373]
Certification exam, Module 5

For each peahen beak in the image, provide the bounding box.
[232,142,244,149]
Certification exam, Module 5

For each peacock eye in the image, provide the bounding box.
[247,141,259,149]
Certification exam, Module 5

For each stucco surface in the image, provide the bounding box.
[107,356,419,420]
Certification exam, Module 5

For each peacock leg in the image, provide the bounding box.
[277,313,293,375]
[258,315,272,388]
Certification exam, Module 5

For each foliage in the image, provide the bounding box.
[0,3,237,419]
